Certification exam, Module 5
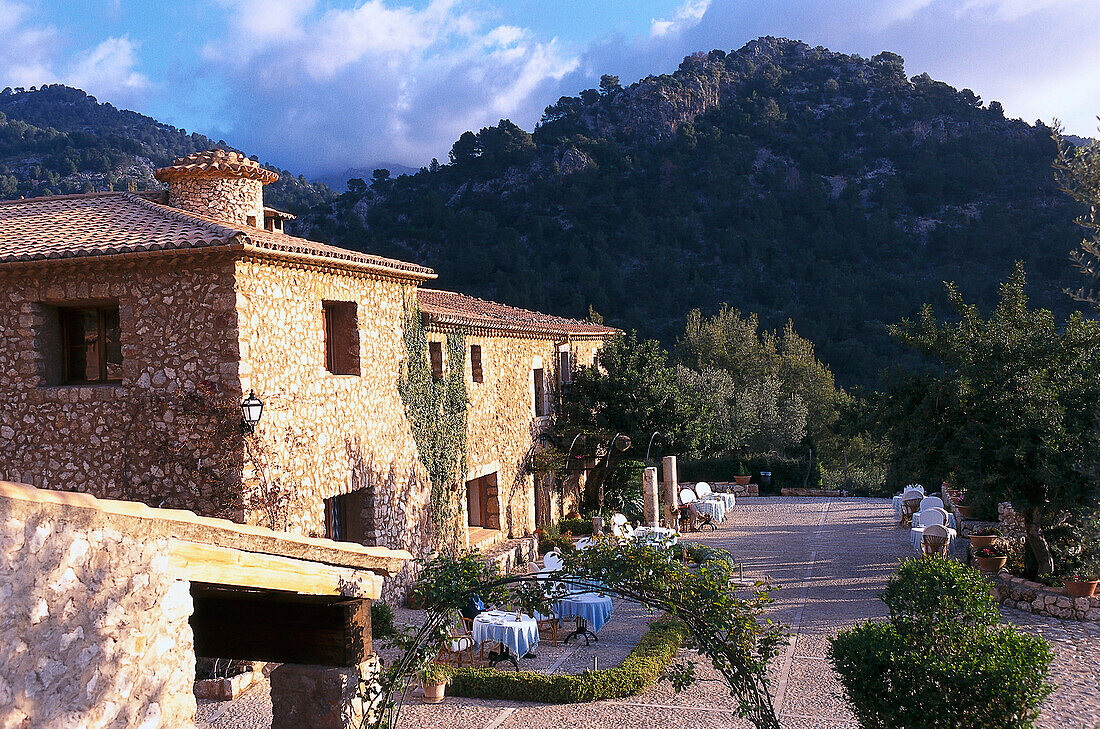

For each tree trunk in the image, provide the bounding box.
[1023,504,1054,576]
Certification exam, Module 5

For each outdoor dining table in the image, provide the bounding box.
[631,525,678,546]
[693,498,726,523]
[554,591,614,645]
[913,510,957,530]
[910,526,957,554]
[472,610,539,669]
[711,492,736,509]
[892,488,927,519]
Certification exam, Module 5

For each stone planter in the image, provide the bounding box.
[422,681,446,703]
[975,556,1007,573]
[733,475,752,486]
[968,535,999,550]
[1064,580,1099,598]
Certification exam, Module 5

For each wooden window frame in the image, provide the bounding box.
[322,301,360,376]
[558,349,572,386]
[428,341,444,381]
[533,367,548,417]
[470,344,483,383]
[60,305,122,385]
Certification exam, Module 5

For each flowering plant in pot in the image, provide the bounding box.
[1063,574,1098,598]
[419,662,453,703]
[968,526,1002,550]
[974,544,1007,573]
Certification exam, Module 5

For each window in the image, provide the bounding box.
[470,344,483,383]
[466,473,497,529]
[429,341,444,381]
[246,215,257,227]
[324,490,367,542]
[558,350,572,385]
[59,305,122,384]
[533,367,548,416]
[322,301,360,375]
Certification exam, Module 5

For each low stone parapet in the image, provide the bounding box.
[780,488,846,497]
[483,536,538,575]
[991,573,1100,623]
[691,481,759,497]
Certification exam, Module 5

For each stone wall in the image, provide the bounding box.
[992,573,1100,623]
[0,255,242,515]
[168,177,264,228]
[0,491,197,728]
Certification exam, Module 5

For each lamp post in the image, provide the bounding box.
[240,390,264,433]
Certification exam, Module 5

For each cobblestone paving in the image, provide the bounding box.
[197,498,1100,728]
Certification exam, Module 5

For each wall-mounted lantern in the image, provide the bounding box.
[240,390,264,433]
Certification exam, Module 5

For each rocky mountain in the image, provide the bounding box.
[297,37,1086,386]
[317,164,420,192]
[0,84,335,214]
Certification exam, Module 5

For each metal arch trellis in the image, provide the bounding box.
[365,538,786,729]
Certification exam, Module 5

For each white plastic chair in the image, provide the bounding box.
[543,551,564,571]
[919,496,944,512]
[610,513,634,540]
[574,537,594,550]
[695,482,712,497]
[679,488,697,506]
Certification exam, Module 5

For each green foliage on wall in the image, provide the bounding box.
[398,302,469,551]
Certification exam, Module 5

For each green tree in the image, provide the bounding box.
[1054,125,1100,303]
[553,331,705,509]
[880,264,1100,574]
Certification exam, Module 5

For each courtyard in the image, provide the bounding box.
[197,497,1100,729]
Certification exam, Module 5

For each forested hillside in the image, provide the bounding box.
[0,84,334,213]
[0,38,1088,386]
[299,37,1086,386]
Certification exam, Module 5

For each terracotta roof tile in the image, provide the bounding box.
[0,192,435,280]
[263,206,297,220]
[417,288,616,337]
[154,149,279,184]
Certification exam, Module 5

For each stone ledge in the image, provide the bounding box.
[780,488,846,497]
[991,573,1100,622]
[693,482,760,497]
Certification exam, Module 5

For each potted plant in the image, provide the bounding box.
[733,461,752,486]
[1063,574,1099,598]
[419,662,452,703]
[968,526,1002,550]
[973,544,1007,573]
[406,586,426,610]
[955,496,975,518]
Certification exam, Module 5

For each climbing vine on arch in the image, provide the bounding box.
[398,301,469,552]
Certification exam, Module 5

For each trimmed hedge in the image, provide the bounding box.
[557,517,594,536]
[448,615,688,703]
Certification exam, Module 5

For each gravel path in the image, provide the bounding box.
[197,497,1100,728]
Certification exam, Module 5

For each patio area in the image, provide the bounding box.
[197,497,1100,729]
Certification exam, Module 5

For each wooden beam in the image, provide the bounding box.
[167,539,384,598]
[191,590,372,666]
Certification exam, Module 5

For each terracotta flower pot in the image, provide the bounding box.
[1064,580,1099,598]
[975,555,1006,573]
[968,535,998,550]
[422,681,446,703]
[733,475,752,486]
[956,505,975,518]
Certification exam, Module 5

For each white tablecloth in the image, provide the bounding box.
[472,611,539,657]
[694,498,726,522]
[631,526,678,546]
[910,526,957,553]
[554,593,614,632]
[913,511,956,530]
[709,493,736,509]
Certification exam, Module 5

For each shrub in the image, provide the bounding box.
[558,517,594,536]
[831,557,1052,729]
[879,556,999,628]
[448,616,688,702]
[830,622,1052,729]
[974,544,1007,559]
[371,601,397,638]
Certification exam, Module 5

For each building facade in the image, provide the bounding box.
[0,150,613,596]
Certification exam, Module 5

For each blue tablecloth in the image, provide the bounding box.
[892,490,927,519]
[713,493,736,509]
[693,498,726,522]
[554,593,614,632]
[631,526,678,546]
[472,611,539,657]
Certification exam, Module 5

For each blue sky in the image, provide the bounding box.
[3,0,1098,176]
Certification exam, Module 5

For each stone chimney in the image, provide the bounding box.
[154,149,278,228]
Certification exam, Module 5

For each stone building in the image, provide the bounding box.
[0,149,614,597]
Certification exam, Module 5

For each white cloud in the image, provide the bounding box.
[65,37,151,99]
[0,1,58,88]
[205,0,581,173]
[651,0,711,37]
